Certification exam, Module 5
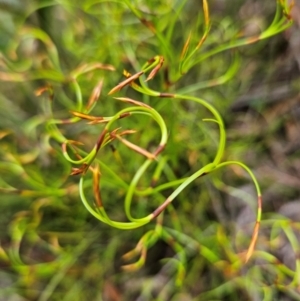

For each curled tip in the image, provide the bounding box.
[122,248,147,271]
[121,263,140,272]
[122,248,140,261]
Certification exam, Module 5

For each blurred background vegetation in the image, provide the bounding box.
[0,0,300,300]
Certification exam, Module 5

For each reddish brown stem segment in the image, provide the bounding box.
[151,198,172,219]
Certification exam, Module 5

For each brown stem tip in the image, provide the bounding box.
[152,198,172,219]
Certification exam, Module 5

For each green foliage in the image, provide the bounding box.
[0,0,298,300]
